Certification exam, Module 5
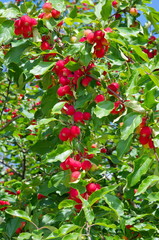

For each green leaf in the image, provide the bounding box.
[45,18,57,31]
[46,224,79,239]
[79,196,94,225]
[104,194,124,217]
[101,0,112,21]
[149,73,159,87]
[6,209,32,222]
[17,233,32,240]
[46,144,72,163]
[95,220,117,229]
[117,134,133,159]
[65,61,81,71]
[58,199,76,209]
[69,6,77,18]
[5,41,30,64]
[0,20,14,45]
[124,100,146,113]
[38,118,57,125]
[41,86,58,115]
[147,192,159,202]
[144,88,157,108]
[48,0,65,11]
[94,101,114,118]
[88,185,118,206]
[30,140,56,155]
[62,233,81,240]
[0,6,20,18]
[129,45,149,62]
[39,182,56,195]
[127,155,152,187]
[52,101,66,114]
[30,61,54,75]
[120,112,142,140]
[135,175,159,196]
[6,218,21,237]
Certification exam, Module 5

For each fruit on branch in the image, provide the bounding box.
[100,148,107,153]
[14,15,37,38]
[111,101,125,115]
[37,193,47,200]
[148,36,156,44]
[115,13,121,19]
[107,82,119,95]
[94,94,105,103]
[129,8,138,16]
[51,9,61,19]
[86,183,101,194]
[112,1,118,8]
[0,200,10,211]
[59,127,71,141]
[81,160,92,171]
[42,2,52,13]
[70,171,81,182]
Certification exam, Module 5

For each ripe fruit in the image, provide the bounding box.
[107,82,119,95]
[81,76,92,87]
[112,1,118,8]
[51,9,61,18]
[37,193,47,200]
[70,171,81,182]
[111,101,125,115]
[100,148,107,153]
[86,183,101,194]
[0,200,10,211]
[42,3,52,13]
[73,111,83,123]
[59,127,71,141]
[84,29,92,37]
[94,94,105,103]
[41,41,52,50]
[86,32,95,44]
[69,188,78,199]
[140,126,152,137]
[81,160,92,171]
[70,126,81,138]
[83,112,91,121]
[130,8,138,16]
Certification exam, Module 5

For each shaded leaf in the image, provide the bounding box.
[135,175,159,196]
[94,101,114,118]
[127,155,152,187]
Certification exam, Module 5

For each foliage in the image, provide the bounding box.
[0,0,159,239]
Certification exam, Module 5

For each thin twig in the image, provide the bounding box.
[22,153,27,179]
[0,115,23,132]
[87,74,125,103]
[0,160,22,178]
[154,148,159,162]
[0,79,12,122]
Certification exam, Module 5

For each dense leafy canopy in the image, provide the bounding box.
[0,0,159,239]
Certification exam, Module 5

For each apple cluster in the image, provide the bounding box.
[137,117,154,148]
[69,182,101,211]
[142,35,157,59]
[80,29,109,58]
[60,154,100,211]
[0,200,10,211]
[14,15,37,38]
[15,222,26,234]
[38,2,61,19]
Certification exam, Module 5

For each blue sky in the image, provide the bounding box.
[1,0,158,12]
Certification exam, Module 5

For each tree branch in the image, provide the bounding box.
[0,79,12,122]
[0,115,23,132]
[87,74,125,103]
[0,159,23,178]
